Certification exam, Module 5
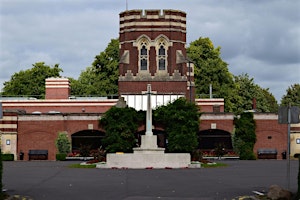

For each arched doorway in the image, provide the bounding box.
[71,130,105,153]
[198,129,233,151]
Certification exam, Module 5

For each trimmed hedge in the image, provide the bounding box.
[56,153,67,161]
[1,154,14,161]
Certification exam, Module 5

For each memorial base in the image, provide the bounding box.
[96,135,191,169]
[97,153,190,169]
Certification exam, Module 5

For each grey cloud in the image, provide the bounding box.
[0,0,299,101]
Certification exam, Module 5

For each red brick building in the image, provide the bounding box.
[0,9,295,160]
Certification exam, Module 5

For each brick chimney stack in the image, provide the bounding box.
[45,78,70,99]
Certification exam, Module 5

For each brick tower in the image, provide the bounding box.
[118,10,194,109]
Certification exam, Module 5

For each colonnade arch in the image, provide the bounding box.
[71,130,105,153]
[198,129,233,150]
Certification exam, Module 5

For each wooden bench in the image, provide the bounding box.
[257,148,277,159]
[28,150,48,160]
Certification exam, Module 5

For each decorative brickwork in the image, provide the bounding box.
[118,9,195,101]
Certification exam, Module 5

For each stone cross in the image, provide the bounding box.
[143,84,155,136]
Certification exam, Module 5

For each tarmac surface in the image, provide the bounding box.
[2,160,298,200]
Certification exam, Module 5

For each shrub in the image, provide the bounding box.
[1,154,14,161]
[55,132,71,154]
[79,144,91,157]
[56,153,67,161]
[234,112,256,160]
[100,106,140,153]
[154,98,200,153]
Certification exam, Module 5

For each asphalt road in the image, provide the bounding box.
[3,160,298,200]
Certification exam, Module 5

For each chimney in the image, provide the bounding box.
[45,78,70,99]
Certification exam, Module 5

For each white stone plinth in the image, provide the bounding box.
[98,153,191,169]
[140,135,159,149]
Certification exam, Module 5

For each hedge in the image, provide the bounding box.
[1,154,14,161]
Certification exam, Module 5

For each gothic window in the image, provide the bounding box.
[156,39,167,71]
[139,41,149,71]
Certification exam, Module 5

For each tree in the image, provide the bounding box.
[71,38,119,96]
[99,106,140,153]
[234,74,278,113]
[187,37,241,112]
[154,98,200,153]
[281,83,300,107]
[1,62,62,98]
[55,132,71,154]
[234,112,256,160]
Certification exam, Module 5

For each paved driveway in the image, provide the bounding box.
[3,160,298,200]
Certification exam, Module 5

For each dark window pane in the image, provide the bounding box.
[159,59,165,70]
[159,46,165,55]
[141,46,147,55]
[141,59,147,70]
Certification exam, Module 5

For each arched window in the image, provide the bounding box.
[158,45,166,70]
[140,44,148,70]
[156,37,168,71]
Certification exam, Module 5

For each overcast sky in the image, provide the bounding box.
[1,0,299,101]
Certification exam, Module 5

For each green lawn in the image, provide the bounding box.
[68,163,96,168]
[201,162,228,168]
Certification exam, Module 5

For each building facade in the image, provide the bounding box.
[0,9,298,160]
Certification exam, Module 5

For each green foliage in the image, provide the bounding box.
[1,62,62,98]
[56,153,67,161]
[187,37,239,113]
[154,98,200,153]
[281,83,300,107]
[1,154,14,161]
[68,163,96,168]
[234,74,278,113]
[79,144,91,157]
[71,38,119,96]
[201,162,228,168]
[187,38,278,114]
[234,112,257,160]
[55,132,71,154]
[99,106,140,153]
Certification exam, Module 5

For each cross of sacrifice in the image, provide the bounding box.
[142,84,157,136]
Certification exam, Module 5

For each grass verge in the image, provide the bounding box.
[68,163,96,168]
[201,162,228,168]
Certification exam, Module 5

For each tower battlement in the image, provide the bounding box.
[120,9,186,19]
[120,9,186,34]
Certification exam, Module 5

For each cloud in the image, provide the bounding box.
[1,0,299,102]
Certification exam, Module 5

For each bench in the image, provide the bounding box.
[257,148,277,159]
[28,150,48,160]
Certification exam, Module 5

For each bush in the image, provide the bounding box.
[55,132,71,154]
[1,154,14,161]
[56,153,67,161]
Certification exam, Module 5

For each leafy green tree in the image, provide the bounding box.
[99,106,140,153]
[234,112,256,160]
[1,62,62,98]
[71,38,119,96]
[281,83,300,107]
[154,98,200,153]
[234,74,278,113]
[55,132,71,154]
[187,37,241,112]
